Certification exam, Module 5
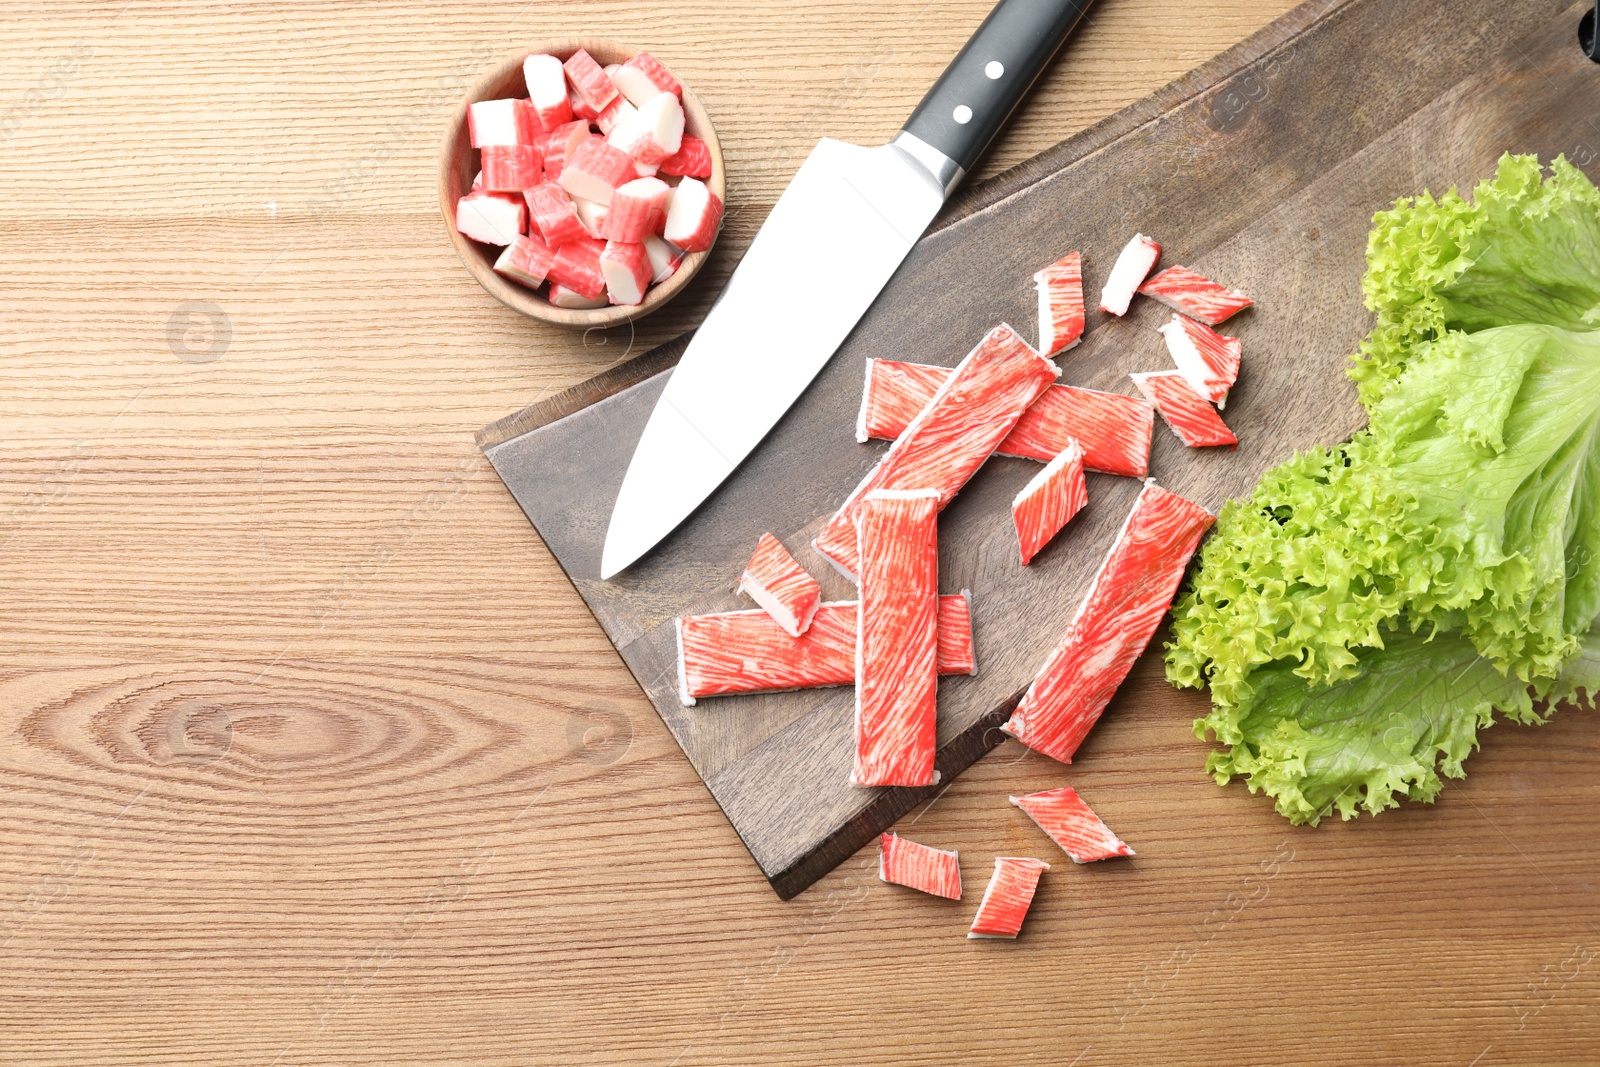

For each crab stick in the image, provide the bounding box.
[492,233,554,290]
[454,190,526,246]
[612,51,683,106]
[547,283,607,310]
[468,97,538,148]
[546,235,608,302]
[676,594,975,705]
[600,177,670,243]
[557,136,637,206]
[856,359,1152,479]
[538,119,590,183]
[1012,440,1087,565]
[1011,787,1134,863]
[879,833,961,900]
[738,533,822,638]
[522,55,573,132]
[1138,265,1252,325]
[852,489,941,789]
[967,858,1050,939]
[608,92,685,166]
[524,182,588,249]
[1130,371,1237,448]
[817,325,1059,578]
[600,241,652,306]
[662,177,723,253]
[642,234,682,283]
[659,134,714,179]
[479,144,542,192]
[1098,233,1161,316]
[562,48,619,112]
[1034,251,1085,356]
[1158,313,1241,407]
[1001,481,1214,764]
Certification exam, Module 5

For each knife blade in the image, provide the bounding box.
[602,0,1097,579]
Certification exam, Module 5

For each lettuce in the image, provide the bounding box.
[1167,155,1600,823]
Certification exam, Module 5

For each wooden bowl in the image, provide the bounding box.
[439,40,725,329]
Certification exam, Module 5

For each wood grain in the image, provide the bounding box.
[3,0,1598,1064]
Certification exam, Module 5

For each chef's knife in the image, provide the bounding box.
[601,0,1097,579]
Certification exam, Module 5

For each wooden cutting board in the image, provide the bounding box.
[479,0,1600,898]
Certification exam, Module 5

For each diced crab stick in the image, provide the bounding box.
[563,48,619,111]
[967,858,1050,939]
[547,282,607,310]
[595,95,637,136]
[738,533,822,638]
[817,325,1059,578]
[455,191,526,246]
[879,833,961,900]
[523,182,588,249]
[1138,265,1253,325]
[853,489,941,789]
[538,119,590,183]
[634,161,660,178]
[1034,251,1085,356]
[572,197,608,239]
[1011,787,1134,863]
[1002,481,1214,764]
[557,136,637,206]
[492,232,554,290]
[522,55,573,132]
[642,234,682,283]
[1098,233,1161,316]
[600,241,652,306]
[480,144,543,192]
[1158,313,1241,407]
[567,85,599,123]
[662,177,723,253]
[613,51,683,106]
[1013,440,1087,566]
[468,97,538,147]
[600,177,670,243]
[546,235,608,302]
[1130,371,1237,448]
[659,134,714,179]
[609,92,685,166]
[675,594,975,705]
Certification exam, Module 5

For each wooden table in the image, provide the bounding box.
[4,2,1597,1063]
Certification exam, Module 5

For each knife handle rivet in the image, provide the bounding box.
[984,61,1004,79]
[952,104,973,124]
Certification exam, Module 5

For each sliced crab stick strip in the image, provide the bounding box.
[879,833,961,900]
[659,134,714,178]
[547,282,607,310]
[856,359,1152,480]
[1130,371,1237,448]
[1159,313,1241,407]
[967,857,1050,939]
[454,191,526,246]
[522,55,574,131]
[1002,481,1214,764]
[642,234,682,283]
[468,97,538,147]
[538,119,590,183]
[479,144,542,192]
[557,136,637,205]
[546,235,608,302]
[600,241,652,306]
[1013,440,1087,566]
[853,489,941,789]
[1011,787,1134,863]
[1138,265,1252,325]
[572,197,608,239]
[676,594,975,705]
[594,95,637,136]
[562,48,619,111]
[1034,251,1085,356]
[524,182,588,249]
[608,92,685,166]
[1098,233,1161,315]
[492,232,554,290]
[600,177,670,243]
[738,533,822,638]
[817,325,1059,578]
[662,176,723,252]
[612,51,683,106]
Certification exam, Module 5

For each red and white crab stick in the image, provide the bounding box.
[852,489,942,788]
[1158,313,1241,408]
[1034,250,1085,356]
[1011,787,1134,863]
[857,359,1153,480]
[1002,481,1214,764]
[1012,440,1087,566]
[675,594,975,705]
[879,833,962,900]
[1098,233,1161,316]
[1138,265,1253,326]
[1130,371,1237,448]
[967,857,1051,939]
[738,533,822,638]
[817,325,1059,578]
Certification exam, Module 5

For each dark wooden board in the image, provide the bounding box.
[480,0,1600,898]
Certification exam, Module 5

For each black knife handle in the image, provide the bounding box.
[901,0,1096,177]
